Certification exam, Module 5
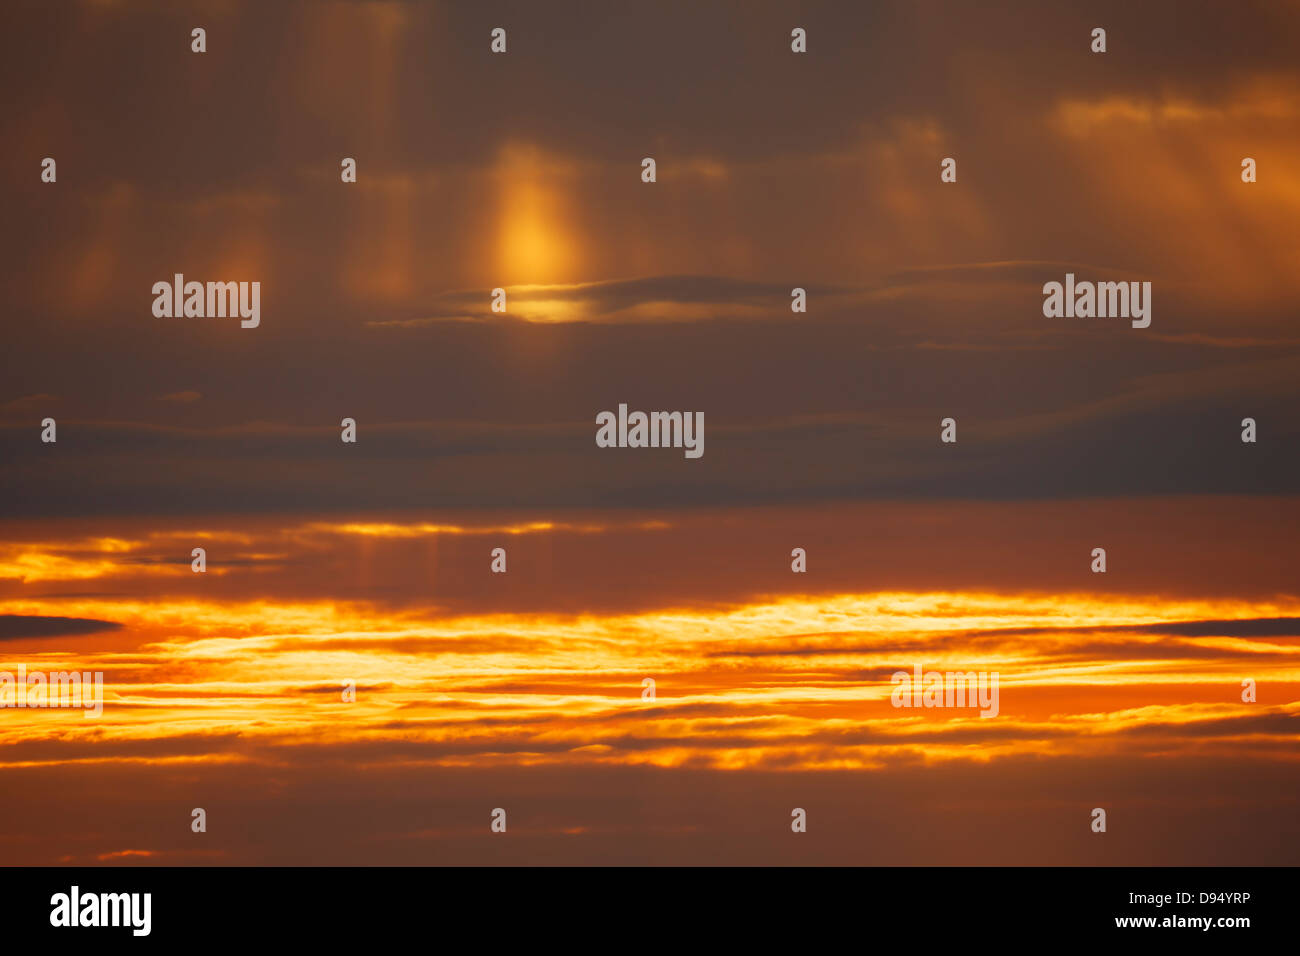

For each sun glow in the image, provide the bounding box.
[494,144,579,285]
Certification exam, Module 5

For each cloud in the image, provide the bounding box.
[0,614,123,640]
[0,393,57,414]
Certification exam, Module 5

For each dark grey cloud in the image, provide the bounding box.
[1,375,1294,517]
[2,746,1298,864]
[3,0,1293,181]
[0,0,1294,516]
[0,615,123,640]
[972,617,1300,640]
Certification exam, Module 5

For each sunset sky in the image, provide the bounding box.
[1,0,1298,865]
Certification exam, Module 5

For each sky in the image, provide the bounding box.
[0,0,1298,865]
